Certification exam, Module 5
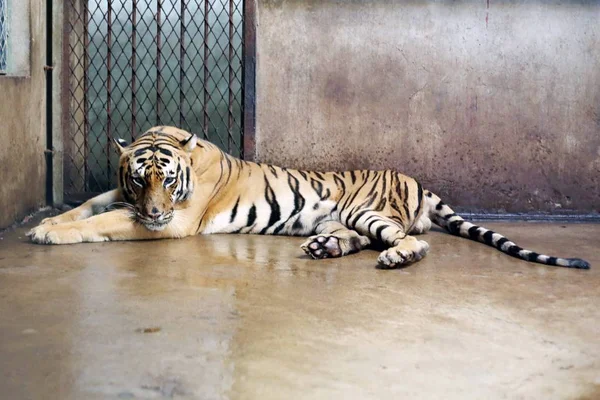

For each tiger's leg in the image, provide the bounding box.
[39,189,122,226]
[27,209,192,245]
[352,212,430,268]
[300,221,371,259]
[408,215,432,235]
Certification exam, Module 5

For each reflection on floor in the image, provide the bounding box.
[1,217,599,399]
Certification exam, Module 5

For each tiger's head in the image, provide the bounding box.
[114,128,198,231]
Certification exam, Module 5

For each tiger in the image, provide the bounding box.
[27,126,590,270]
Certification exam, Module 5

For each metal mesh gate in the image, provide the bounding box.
[0,0,7,74]
[64,0,247,196]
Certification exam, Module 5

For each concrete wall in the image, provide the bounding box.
[0,0,46,228]
[254,0,600,213]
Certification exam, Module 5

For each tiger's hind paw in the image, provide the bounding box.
[300,235,343,259]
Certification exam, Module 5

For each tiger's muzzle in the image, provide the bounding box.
[135,209,174,231]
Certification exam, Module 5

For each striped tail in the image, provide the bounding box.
[425,192,590,269]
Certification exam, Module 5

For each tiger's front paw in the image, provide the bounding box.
[377,240,430,269]
[27,224,85,245]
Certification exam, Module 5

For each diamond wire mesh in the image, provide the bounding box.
[0,0,7,73]
[65,0,243,194]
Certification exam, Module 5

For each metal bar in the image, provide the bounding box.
[61,1,72,195]
[179,0,185,128]
[106,0,113,185]
[156,0,162,125]
[203,0,209,139]
[242,0,256,160]
[45,0,54,205]
[228,0,234,153]
[83,0,90,191]
[131,0,137,141]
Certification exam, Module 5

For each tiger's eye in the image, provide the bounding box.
[132,177,145,187]
[164,177,176,187]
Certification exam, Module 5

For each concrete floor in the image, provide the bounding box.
[0,216,599,400]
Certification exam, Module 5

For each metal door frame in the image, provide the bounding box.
[51,0,257,205]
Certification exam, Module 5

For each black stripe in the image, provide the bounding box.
[236,159,243,179]
[381,171,388,201]
[268,165,278,178]
[134,147,150,157]
[390,215,404,224]
[375,224,388,242]
[436,201,444,211]
[310,178,324,199]
[247,204,257,226]
[368,172,383,195]
[292,218,304,232]
[298,170,308,180]
[345,189,379,227]
[157,148,173,157]
[483,230,494,245]
[120,166,134,203]
[367,218,380,232]
[349,209,371,228]
[413,181,423,218]
[527,252,540,262]
[260,176,281,234]
[230,197,240,223]
[333,174,346,192]
[444,213,457,220]
[273,173,307,234]
[340,174,371,211]
[507,245,522,256]
[273,223,287,235]
[547,256,558,265]
[288,172,306,216]
[389,196,403,215]
[402,182,410,218]
[350,171,356,184]
[223,156,233,186]
[313,171,325,180]
[175,164,184,199]
[468,226,480,240]
[447,220,464,235]
[119,166,126,190]
[495,237,509,249]
[180,166,190,200]
[374,196,387,212]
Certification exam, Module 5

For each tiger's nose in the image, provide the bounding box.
[147,207,162,220]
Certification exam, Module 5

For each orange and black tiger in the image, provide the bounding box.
[27,126,590,269]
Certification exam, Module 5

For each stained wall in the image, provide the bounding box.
[0,0,47,228]
[254,0,600,213]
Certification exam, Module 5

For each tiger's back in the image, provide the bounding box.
[201,163,424,238]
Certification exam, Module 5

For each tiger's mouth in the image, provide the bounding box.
[135,212,174,231]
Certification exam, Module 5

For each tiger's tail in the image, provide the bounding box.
[425,191,590,269]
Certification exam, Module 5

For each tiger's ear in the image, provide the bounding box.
[113,138,128,154]
[179,134,198,153]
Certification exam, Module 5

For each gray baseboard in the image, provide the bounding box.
[459,212,600,223]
